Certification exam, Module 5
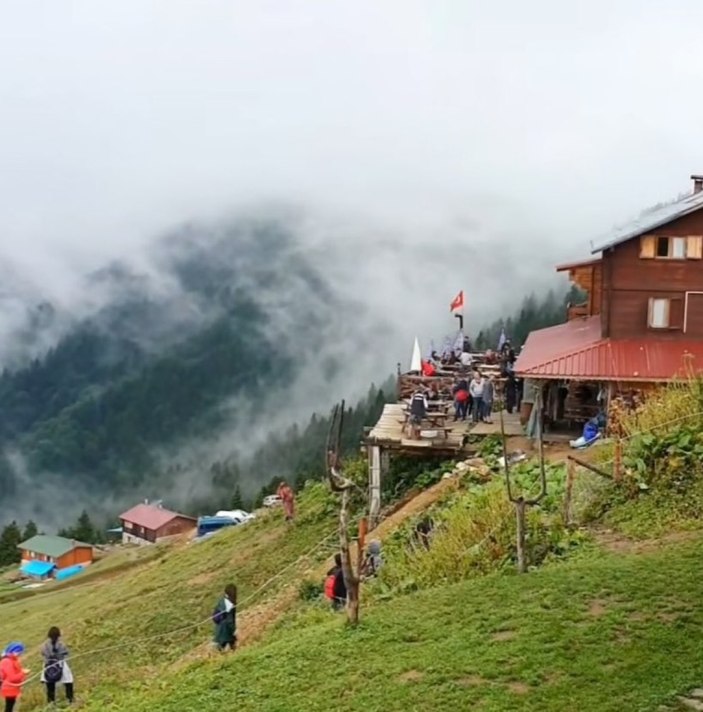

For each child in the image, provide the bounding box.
[0,642,28,712]
[212,584,237,651]
[41,626,74,705]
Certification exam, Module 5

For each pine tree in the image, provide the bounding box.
[59,510,102,544]
[231,485,244,510]
[74,510,97,542]
[22,520,38,541]
[0,521,22,566]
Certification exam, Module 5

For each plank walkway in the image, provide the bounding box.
[367,403,468,451]
[366,405,527,452]
[469,411,523,436]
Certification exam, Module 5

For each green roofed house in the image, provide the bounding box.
[18,535,94,580]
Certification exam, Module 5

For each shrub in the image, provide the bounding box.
[375,459,577,594]
[298,578,324,601]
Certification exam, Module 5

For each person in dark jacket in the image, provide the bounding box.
[40,627,73,705]
[408,389,428,439]
[327,554,347,610]
[213,584,237,651]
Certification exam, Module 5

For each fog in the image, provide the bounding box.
[3,1,703,525]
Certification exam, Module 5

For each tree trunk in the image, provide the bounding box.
[515,498,527,574]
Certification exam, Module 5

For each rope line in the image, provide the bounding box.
[14,527,339,687]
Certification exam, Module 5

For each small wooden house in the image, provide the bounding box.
[18,535,94,579]
[516,174,703,425]
[119,502,196,545]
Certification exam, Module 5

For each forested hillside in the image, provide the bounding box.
[0,218,373,526]
[0,216,578,529]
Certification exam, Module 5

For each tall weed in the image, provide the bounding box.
[375,461,577,593]
[617,378,703,439]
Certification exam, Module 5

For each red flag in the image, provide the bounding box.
[450,290,464,312]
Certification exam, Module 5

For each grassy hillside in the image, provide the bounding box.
[7,379,703,711]
[99,534,703,712]
[3,483,340,710]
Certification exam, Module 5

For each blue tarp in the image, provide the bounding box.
[20,560,55,577]
[55,565,84,582]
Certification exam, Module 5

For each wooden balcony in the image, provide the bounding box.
[566,302,589,321]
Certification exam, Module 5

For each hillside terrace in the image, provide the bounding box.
[365,352,522,457]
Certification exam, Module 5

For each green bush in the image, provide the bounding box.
[298,578,324,601]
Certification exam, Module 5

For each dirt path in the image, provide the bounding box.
[592,528,701,555]
[171,476,460,668]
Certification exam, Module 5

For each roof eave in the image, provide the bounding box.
[590,200,703,254]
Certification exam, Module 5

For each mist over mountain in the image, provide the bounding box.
[0,205,568,529]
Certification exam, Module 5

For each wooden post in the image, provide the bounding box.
[326,401,362,626]
[499,394,548,575]
[515,499,527,574]
[338,488,360,625]
[563,459,575,527]
[368,445,382,527]
[613,439,623,482]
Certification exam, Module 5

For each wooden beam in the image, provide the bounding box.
[566,454,613,480]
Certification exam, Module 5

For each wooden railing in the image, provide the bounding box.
[566,302,589,320]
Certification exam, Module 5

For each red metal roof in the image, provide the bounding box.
[516,316,703,381]
[119,503,194,531]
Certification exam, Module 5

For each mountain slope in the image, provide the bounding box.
[0,217,385,524]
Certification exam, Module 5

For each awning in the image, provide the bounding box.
[516,316,703,382]
[20,560,56,577]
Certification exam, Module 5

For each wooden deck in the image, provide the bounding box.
[366,403,469,452]
[469,411,524,436]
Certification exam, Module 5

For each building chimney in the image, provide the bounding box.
[692,175,703,194]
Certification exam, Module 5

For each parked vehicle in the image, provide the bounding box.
[215,509,256,523]
[262,495,282,508]
[196,515,240,538]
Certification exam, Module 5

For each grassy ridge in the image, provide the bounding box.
[106,535,703,712]
[1,483,338,710]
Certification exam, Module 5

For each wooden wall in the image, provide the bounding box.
[56,547,94,569]
[603,210,703,339]
[155,516,196,540]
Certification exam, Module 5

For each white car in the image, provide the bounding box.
[262,495,282,508]
[215,509,256,524]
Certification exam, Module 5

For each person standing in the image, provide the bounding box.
[41,627,74,705]
[452,378,469,422]
[469,371,485,423]
[277,481,296,522]
[212,584,237,652]
[325,553,347,610]
[0,642,28,712]
[482,375,495,424]
[409,389,428,438]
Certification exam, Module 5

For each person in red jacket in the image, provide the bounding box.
[0,642,28,712]
[277,481,295,522]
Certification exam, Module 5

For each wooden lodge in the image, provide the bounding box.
[516,173,703,428]
[18,535,94,579]
[119,501,196,545]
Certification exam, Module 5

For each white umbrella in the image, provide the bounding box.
[410,337,422,372]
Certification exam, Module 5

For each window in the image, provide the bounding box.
[656,237,670,257]
[648,298,669,328]
[655,236,686,258]
[641,235,692,259]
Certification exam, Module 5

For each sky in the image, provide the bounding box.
[4,0,703,523]
[2,0,703,329]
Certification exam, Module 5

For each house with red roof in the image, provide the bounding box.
[516,174,703,425]
[119,501,196,545]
